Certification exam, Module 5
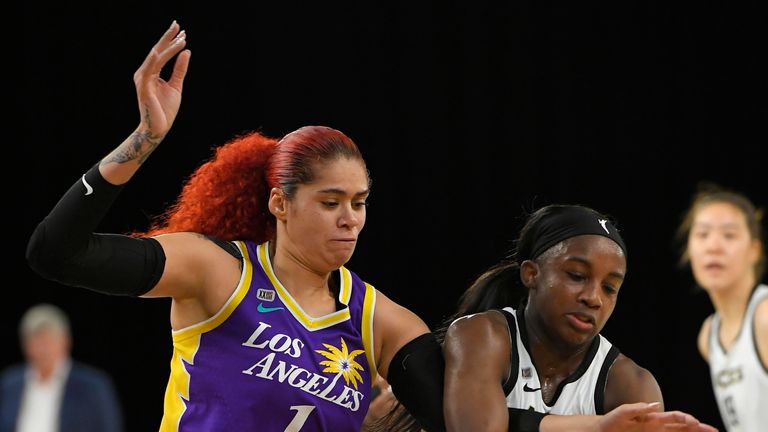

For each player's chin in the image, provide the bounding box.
[562,328,597,347]
[328,245,357,267]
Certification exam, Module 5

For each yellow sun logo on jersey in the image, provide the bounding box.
[316,337,365,390]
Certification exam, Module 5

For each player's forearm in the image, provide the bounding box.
[539,414,600,432]
[99,127,165,185]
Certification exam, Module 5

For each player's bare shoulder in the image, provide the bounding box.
[604,353,663,411]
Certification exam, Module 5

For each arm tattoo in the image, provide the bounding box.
[104,130,161,165]
[103,107,165,165]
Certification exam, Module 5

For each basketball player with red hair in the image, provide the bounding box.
[26,21,721,432]
[26,21,430,431]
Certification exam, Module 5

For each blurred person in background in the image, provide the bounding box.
[677,183,767,431]
[0,303,123,432]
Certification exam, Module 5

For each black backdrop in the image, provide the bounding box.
[13,2,766,431]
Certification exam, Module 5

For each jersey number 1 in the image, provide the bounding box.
[284,405,316,432]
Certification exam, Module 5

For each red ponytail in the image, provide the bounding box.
[139,130,278,242]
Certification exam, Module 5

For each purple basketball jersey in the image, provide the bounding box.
[160,241,376,431]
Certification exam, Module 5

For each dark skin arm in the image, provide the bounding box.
[603,354,664,412]
[442,312,646,432]
[443,312,714,432]
[443,311,511,431]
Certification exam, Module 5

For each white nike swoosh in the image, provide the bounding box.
[81,175,93,195]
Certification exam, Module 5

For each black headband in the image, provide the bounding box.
[528,206,627,260]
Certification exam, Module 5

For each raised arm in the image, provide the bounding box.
[101,20,189,184]
[25,22,204,302]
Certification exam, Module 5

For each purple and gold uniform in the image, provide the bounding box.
[159,241,377,431]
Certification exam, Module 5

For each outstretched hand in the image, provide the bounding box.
[133,20,190,141]
[600,402,718,432]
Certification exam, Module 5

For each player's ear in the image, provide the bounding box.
[269,188,287,220]
[520,260,539,290]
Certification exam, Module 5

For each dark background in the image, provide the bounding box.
[13,2,766,431]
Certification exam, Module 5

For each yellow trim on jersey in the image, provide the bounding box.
[160,333,201,432]
[362,283,378,382]
[171,241,254,342]
[339,267,352,305]
[160,241,253,431]
[256,242,351,330]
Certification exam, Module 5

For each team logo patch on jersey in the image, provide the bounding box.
[522,367,532,378]
[316,337,366,390]
[716,367,743,388]
[256,288,277,302]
